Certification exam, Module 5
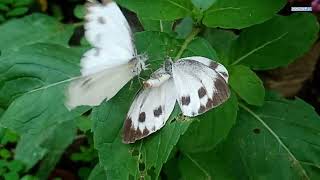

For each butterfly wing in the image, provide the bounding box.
[82,1,135,76]
[66,63,135,110]
[123,78,177,143]
[180,56,229,82]
[66,1,141,109]
[172,59,230,117]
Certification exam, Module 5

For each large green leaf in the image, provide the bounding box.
[203,0,286,29]
[0,44,86,127]
[178,93,320,179]
[230,13,319,70]
[229,65,265,106]
[178,91,238,153]
[15,120,76,176]
[0,43,86,173]
[117,0,193,20]
[0,14,73,55]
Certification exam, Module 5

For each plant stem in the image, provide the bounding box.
[174,28,201,61]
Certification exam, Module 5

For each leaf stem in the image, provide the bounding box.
[174,28,201,61]
[239,102,309,180]
[184,152,211,180]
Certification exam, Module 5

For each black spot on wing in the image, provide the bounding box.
[198,105,206,114]
[209,62,218,70]
[198,87,206,98]
[122,117,151,144]
[153,106,162,117]
[97,16,106,24]
[181,96,191,106]
[138,112,146,122]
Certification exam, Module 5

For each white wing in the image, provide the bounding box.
[180,56,229,82]
[66,1,143,109]
[172,59,230,117]
[123,78,177,143]
[65,63,135,110]
[82,1,135,76]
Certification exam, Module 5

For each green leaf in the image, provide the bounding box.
[230,13,319,70]
[0,4,10,11]
[139,17,173,33]
[0,44,86,128]
[0,129,19,145]
[191,0,216,11]
[0,44,86,174]
[229,65,265,106]
[76,116,92,133]
[74,5,85,19]
[7,160,24,172]
[182,37,218,60]
[1,0,13,5]
[13,0,34,7]
[179,93,320,179]
[14,120,76,179]
[117,0,193,20]
[21,175,40,180]
[178,91,238,153]
[4,172,19,180]
[203,28,237,65]
[175,17,193,39]
[203,0,286,29]
[6,7,29,17]
[0,14,73,55]
[88,164,107,180]
[0,149,11,159]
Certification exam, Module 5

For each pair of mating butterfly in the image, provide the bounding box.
[65,0,230,144]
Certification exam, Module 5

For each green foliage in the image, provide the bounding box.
[0,0,35,23]
[0,0,319,179]
[177,93,320,179]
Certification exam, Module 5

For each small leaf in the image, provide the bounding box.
[203,28,237,65]
[13,0,34,7]
[7,160,24,172]
[0,3,9,11]
[88,164,107,180]
[191,0,216,11]
[182,37,218,60]
[76,116,92,132]
[230,13,319,69]
[178,91,238,153]
[0,129,19,145]
[117,0,193,20]
[4,172,19,180]
[6,7,29,17]
[203,0,286,29]
[229,65,265,106]
[74,5,85,19]
[0,149,11,159]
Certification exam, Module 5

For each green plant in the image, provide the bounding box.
[0,0,319,179]
[0,0,35,23]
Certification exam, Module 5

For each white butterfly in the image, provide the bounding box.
[65,0,147,110]
[123,56,230,143]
